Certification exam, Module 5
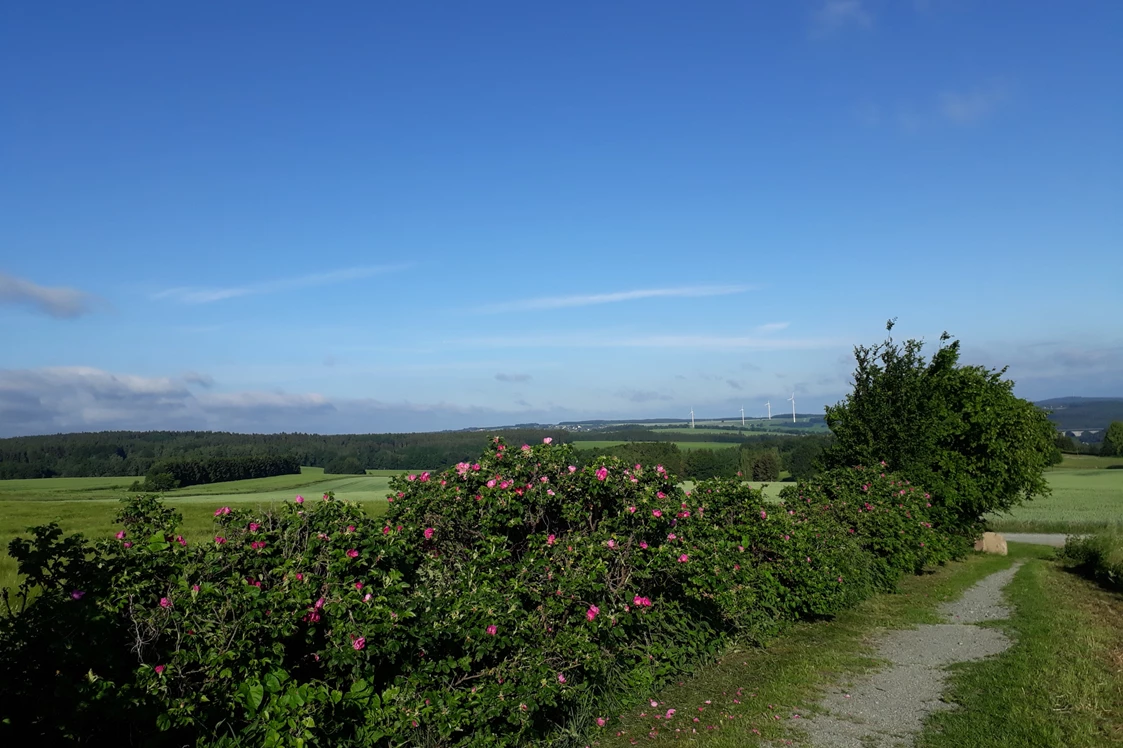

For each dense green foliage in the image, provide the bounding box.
[822,322,1056,525]
[576,436,829,482]
[0,429,567,479]
[135,455,302,490]
[1059,529,1123,591]
[0,438,961,746]
[1101,421,1123,457]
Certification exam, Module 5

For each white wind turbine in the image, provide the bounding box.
[690,408,695,429]
[788,392,796,423]
[740,406,745,427]
[765,401,771,420]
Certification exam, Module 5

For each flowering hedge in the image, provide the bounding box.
[0,439,965,746]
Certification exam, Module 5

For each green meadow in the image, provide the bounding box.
[986,455,1123,533]
[0,467,394,591]
[3,455,1121,589]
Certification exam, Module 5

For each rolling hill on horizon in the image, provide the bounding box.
[1037,397,1123,431]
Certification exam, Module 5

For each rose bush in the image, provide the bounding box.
[0,438,967,746]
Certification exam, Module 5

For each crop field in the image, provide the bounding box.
[572,440,740,451]
[987,461,1123,533]
[0,467,396,591]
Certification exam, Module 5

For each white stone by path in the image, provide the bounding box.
[794,562,1024,748]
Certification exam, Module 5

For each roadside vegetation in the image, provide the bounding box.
[1,323,1107,746]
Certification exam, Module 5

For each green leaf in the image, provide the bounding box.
[244,681,264,712]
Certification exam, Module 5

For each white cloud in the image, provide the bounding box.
[0,366,581,436]
[153,265,409,304]
[939,82,1009,125]
[475,285,750,313]
[755,322,790,333]
[811,0,873,36]
[0,272,100,319]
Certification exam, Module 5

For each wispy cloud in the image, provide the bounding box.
[182,371,214,388]
[153,265,409,304]
[811,0,873,36]
[476,284,750,313]
[495,372,532,383]
[618,388,672,403]
[0,366,585,436]
[462,333,843,351]
[939,81,1009,125]
[755,322,790,333]
[0,272,100,319]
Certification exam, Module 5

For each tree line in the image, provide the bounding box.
[574,434,831,481]
[135,455,302,491]
[0,429,570,480]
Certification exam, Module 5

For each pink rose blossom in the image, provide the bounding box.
[123,541,132,548]
[353,637,366,651]
[652,509,662,518]
[595,467,608,481]
[607,539,616,548]
[159,597,170,608]
[115,530,126,540]
[543,437,553,444]
[214,536,226,544]
[596,717,606,727]
[557,673,566,684]
[486,624,497,636]
[678,554,689,563]
[568,465,576,473]
[487,479,496,488]
[586,605,600,622]
[346,549,359,558]
[295,495,304,504]
[176,535,186,546]
[640,541,648,549]
[423,527,434,540]
[667,533,676,540]
[71,590,85,600]
[547,534,556,546]
[154,665,165,675]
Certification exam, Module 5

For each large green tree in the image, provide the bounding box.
[1102,421,1123,457]
[822,321,1056,525]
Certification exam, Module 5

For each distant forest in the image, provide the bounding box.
[0,429,570,479]
[0,428,830,481]
[1038,397,1123,431]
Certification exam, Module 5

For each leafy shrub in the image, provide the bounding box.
[779,464,968,590]
[1,438,967,746]
[1059,530,1123,591]
[822,321,1056,526]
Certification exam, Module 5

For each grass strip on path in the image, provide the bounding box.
[594,549,1025,746]
[918,549,1123,747]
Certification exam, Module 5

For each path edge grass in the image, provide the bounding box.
[595,549,1025,747]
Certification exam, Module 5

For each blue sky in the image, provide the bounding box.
[1,1,1120,435]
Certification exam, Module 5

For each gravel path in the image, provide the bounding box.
[794,562,1024,748]
[1003,533,1074,547]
